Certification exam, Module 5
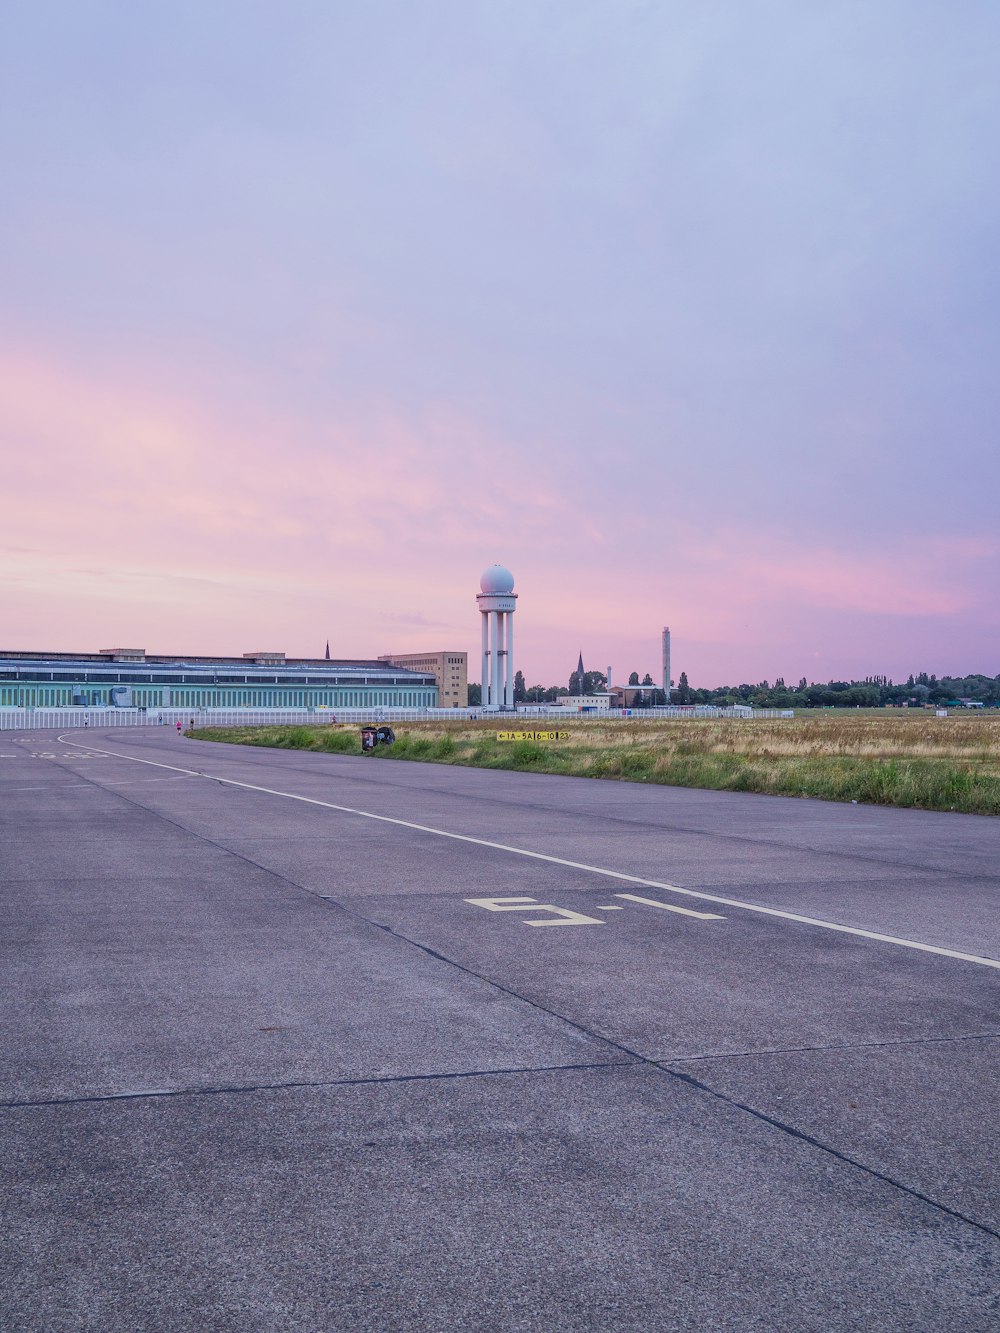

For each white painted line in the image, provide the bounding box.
[595,905,624,911]
[464,896,605,927]
[523,910,604,928]
[56,733,1000,970]
[7,776,197,794]
[616,893,725,921]
[465,897,538,909]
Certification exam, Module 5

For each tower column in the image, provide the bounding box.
[505,614,515,707]
[481,613,489,712]
[496,613,506,710]
[489,610,499,707]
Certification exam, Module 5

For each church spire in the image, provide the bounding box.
[577,650,584,693]
[325,640,331,660]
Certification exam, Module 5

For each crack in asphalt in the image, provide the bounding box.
[0,1059,637,1111]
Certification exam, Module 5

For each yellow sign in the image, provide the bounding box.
[496,730,569,741]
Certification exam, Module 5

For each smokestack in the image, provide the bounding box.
[662,627,671,697]
[607,665,612,689]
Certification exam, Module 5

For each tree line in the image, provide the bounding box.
[468,670,1000,708]
[670,671,1000,709]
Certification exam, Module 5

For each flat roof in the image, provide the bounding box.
[0,649,392,668]
[0,651,436,685]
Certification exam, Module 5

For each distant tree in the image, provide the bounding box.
[569,671,582,695]
[467,682,482,706]
[490,666,998,712]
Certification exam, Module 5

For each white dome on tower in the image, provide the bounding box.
[480,564,515,595]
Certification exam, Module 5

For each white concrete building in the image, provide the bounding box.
[555,693,612,711]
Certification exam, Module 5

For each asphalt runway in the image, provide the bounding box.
[1,725,998,1331]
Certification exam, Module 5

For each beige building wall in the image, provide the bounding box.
[378,651,468,707]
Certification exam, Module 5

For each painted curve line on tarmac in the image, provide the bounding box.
[56,732,1000,971]
[8,775,198,793]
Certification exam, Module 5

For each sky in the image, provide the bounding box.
[2,1,998,689]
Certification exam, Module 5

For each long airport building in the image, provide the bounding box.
[0,649,438,711]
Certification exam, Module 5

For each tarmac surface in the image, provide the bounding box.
[1,724,998,1331]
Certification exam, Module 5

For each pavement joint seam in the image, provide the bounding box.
[23,735,1000,1248]
[0,1059,638,1111]
[657,1061,1000,1244]
[661,1031,1000,1063]
[350,914,1000,1245]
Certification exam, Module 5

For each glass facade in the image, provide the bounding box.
[0,655,438,710]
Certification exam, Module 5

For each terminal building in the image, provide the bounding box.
[0,649,438,711]
[378,651,468,708]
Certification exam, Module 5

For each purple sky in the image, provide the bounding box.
[2,2,998,687]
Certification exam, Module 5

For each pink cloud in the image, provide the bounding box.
[670,525,993,620]
[0,346,582,660]
[2,347,997,686]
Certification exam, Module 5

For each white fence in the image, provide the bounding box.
[0,708,156,730]
[0,705,791,731]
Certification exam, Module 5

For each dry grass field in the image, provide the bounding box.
[192,712,1000,815]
